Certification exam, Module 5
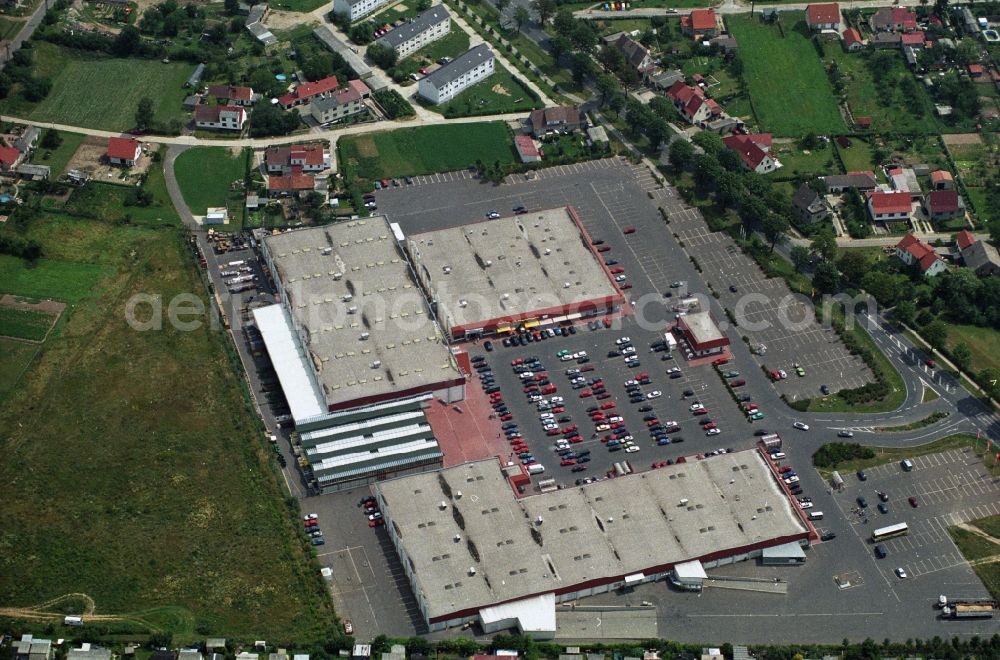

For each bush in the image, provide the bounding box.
[813,442,875,468]
[373,89,415,119]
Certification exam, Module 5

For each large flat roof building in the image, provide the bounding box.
[676,310,730,357]
[406,207,625,339]
[375,451,811,634]
[254,218,464,410]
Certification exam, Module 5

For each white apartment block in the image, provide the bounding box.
[417,44,494,105]
[374,6,450,58]
[333,0,390,21]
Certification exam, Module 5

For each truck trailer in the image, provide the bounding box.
[939,596,998,619]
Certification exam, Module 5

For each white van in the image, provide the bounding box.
[772,451,786,460]
[808,511,824,521]
[901,459,914,472]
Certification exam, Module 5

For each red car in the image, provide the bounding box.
[623,226,636,234]
[925,359,936,368]
[569,435,584,444]
[500,413,513,421]
[778,465,793,474]
[731,379,746,387]
[712,357,729,366]
[600,401,616,410]
[636,373,650,380]
[305,519,318,528]
[561,424,578,434]
[369,518,385,528]
[552,406,566,414]
[621,283,632,289]
[541,385,557,394]
[560,458,577,466]
[693,408,709,416]
[646,419,660,427]
[597,245,611,252]
[581,365,595,372]
[611,421,625,429]
[523,385,538,393]
[664,425,681,433]
[603,317,612,328]
[596,392,612,399]
[511,358,523,366]
[610,267,625,274]
[702,422,717,430]
[770,370,781,380]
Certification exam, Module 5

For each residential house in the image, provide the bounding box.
[186,63,206,88]
[527,106,585,137]
[806,3,841,31]
[665,80,724,125]
[14,635,53,660]
[709,35,738,53]
[721,133,779,174]
[823,171,877,192]
[871,6,917,32]
[106,136,142,166]
[868,190,912,222]
[871,32,902,48]
[278,75,340,108]
[968,63,986,79]
[930,169,954,190]
[417,44,494,104]
[646,68,684,90]
[515,135,542,163]
[13,125,39,153]
[266,144,330,174]
[0,145,24,172]
[956,230,1000,276]
[842,27,864,51]
[68,645,112,660]
[613,33,654,74]
[178,650,203,660]
[311,83,369,123]
[207,85,255,106]
[681,8,718,39]
[194,105,247,131]
[923,189,965,220]
[333,0,390,21]
[374,6,450,58]
[792,183,829,224]
[896,232,947,276]
[247,21,277,46]
[268,173,317,197]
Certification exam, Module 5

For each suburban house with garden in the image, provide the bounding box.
[806,3,841,31]
[310,81,370,124]
[867,190,912,223]
[680,8,718,40]
[842,27,864,50]
[0,145,23,173]
[527,106,585,137]
[611,33,654,74]
[895,233,947,277]
[268,173,318,197]
[333,0,390,21]
[194,105,247,131]
[956,230,1000,276]
[923,189,965,221]
[665,80,725,126]
[106,136,142,167]
[374,6,450,58]
[278,75,342,109]
[265,144,330,175]
[207,85,256,107]
[792,183,829,224]
[417,44,495,104]
[721,133,779,174]
[871,6,918,32]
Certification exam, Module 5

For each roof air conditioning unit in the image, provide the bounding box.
[501,293,510,300]
[371,360,381,369]
[343,294,353,302]
[333,272,343,280]
[347,306,358,314]
[454,534,461,542]
[563,282,571,288]
[536,516,543,524]
[679,498,689,506]
[322,247,333,255]
[607,517,614,523]
[544,248,551,255]
[360,332,370,340]
[455,490,462,498]
[485,260,492,266]
[443,266,451,274]
[469,567,477,576]
[440,501,448,510]
[458,299,467,308]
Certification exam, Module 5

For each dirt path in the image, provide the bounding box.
[0,593,165,630]
[956,522,1000,546]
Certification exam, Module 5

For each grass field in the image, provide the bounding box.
[0,306,56,341]
[821,42,937,135]
[0,337,39,395]
[946,324,1000,375]
[0,255,114,302]
[814,433,988,477]
[0,212,335,640]
[0,43,191,131]
[174,148,248,216]
[728,14,845,136]
[414,26,470,64]
[424,66,541,117]
[340,122,516,180]
[950,514,1000,600]
[836,136,876,173]
[29,131,85,178]
[772,141,837,178]
[0,15,22,40]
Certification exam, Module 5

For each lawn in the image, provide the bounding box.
[0,15,21,40]
[950,514,1000,601]
[413,25,470,63]
[836,136,876,173]
[771,141,837,179]
[423,65,541,117]
[728,14,845,136]
[0,43,191,131]
[340,121,516,180]
[0,255,114,302]
[262,0,327,11]
[947,324,1000,376]
[0,337,39,395]
[174,147,249,215]
[813,433,989,477]
[0,306,56,341]
[0,213,337,640]
[820,42,938,135]
[28,130,85,178]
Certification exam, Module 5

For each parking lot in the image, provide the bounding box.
[659,193,873,401]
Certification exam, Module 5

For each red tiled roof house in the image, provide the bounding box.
[895,233,946,277]
[867,190,912,223]
[923,190,965,221]
[680,8,718,39]
[277,75,340,109]
[194,105,247,131]
[842,27,864,51]
[265,144,329,175]
[721,133,779,174]
[930,169,954,190]
[871,6,917,32]
[0,145,23,173]
[268,173,316,197]
[806,3,841,30]
[207,85,255,106]
[106,137,142,167]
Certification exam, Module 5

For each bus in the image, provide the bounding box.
[872,522,909,542]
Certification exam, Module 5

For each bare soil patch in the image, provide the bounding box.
[942,133,983,146]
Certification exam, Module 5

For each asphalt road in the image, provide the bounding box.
[0,0,49,67]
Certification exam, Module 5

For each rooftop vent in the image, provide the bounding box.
[455,490,462,499]
[679,498,689,506]
[440,501,448,510]
[443,266,451,274]
[371,360,381,369]
[458,299,468,308]
[347,306,358,314]
[454,534,461,542]
[322,247,333,255]
[360,332,370,340]
[469,567,476,576]
[342,294,353,302]
[333,272,343,280]
[536,515,543,525]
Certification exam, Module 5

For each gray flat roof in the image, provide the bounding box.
[375,5,450,50]
[407,207,619,331]
[422,43,493,89]
[376,450,808,621]
[263,219,460,411]
[682,311,724,344]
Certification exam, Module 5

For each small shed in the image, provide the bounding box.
[16,163,50,180]
[671,559,707,590]
[183,94,202,110]
[760,541,806,565]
